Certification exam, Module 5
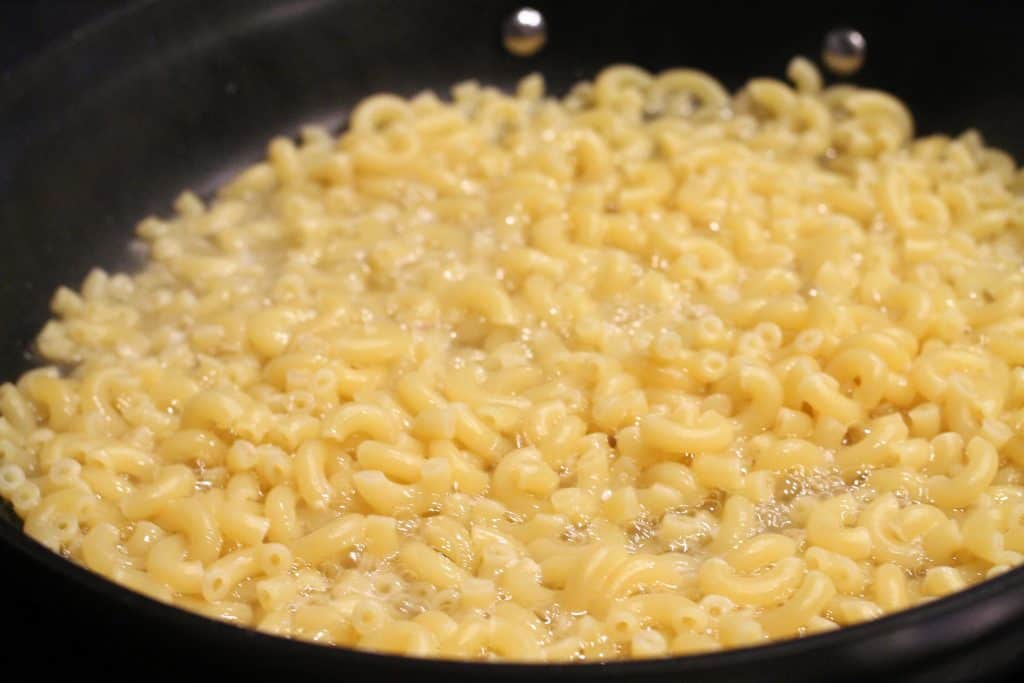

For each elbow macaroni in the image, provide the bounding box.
[3,58,1024,661]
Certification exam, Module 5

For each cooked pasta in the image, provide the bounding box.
[2,56,1024,661]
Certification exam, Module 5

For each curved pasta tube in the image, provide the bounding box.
[835,414,908,475]
[724,533,797,572]
[148,534,203,595]
[791,96,832,156]
[202,547,260,602]
[563,544,673,617]
[670,632,723,655]
[17,370,78,431]
[825,347,888,409]
[594,64,653,108]
[692,453,745,491]
[757,571,836,638]
[640,411,734,455]
[219,498,270,547]
[264,485,300,542]
[446,277,520,326]
[972,288,1024,327]
[708,496,757,554]
[617,593,709,635]
[157,497,222,564]
[698,556,805,607]
[360,620,438,657]
[910,348,997,404]
[422,515,475,571]
[399,540,469,589]
[394,371,445,414]
[289,513,365,566]
[872,563,909,611]
[351,126,421,173]
[290,604,356,646]
[112,567,174,604]
[491,447,559,514]
[593,380,643,427]
[804,546,868,595]
[806,495,871,560]
[564,128,612,181]
[829,596,884,626]
[119,465,196,520]
[718,613,768,648]
[485,616,545,661]
[796,372,862,426]
[640,462,702,505]
[926,436,999,509]
[158,429,226,466]
[962,507,1018,565]
[246,307,301,358]
[495,171,565,216]
[356,440,424,484]
[78,367,138,435]
[885,284,934,337]
[922,517,964,565]
[840,90,913,153]
[37,432,95,470]
[453,403,511,462]
[321,404,398,443]
[942,382,985,438]
[332,334,407,366]
[755,438,828,471]
[619,162,674,211]
[180,390,247,433]
[860,494,945,569]
[730,362,784,432]
[648,69,728,117]
[0,383,40,434]
[352,470,424,515]
[476,96,527,140]
[256,543,292,576]
[837,329,916,372]
[746,78,797,119]
[497,559,555,609]
[31,486,99,524]
[86,444,156,479]
[349,94,412,134]
[292,440,333,509]
[435,616,489,658]
[669,238,739,288]
[81,522,128,577]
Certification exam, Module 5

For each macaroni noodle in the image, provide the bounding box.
[3,58,1024,661]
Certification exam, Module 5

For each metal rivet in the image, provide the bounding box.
[823,27,867,76]
[502,7,547,57]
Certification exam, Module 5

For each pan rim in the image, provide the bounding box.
[3,507,1023,674]
[0,0,158,106]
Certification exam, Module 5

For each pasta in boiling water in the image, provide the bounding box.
[2,56,1024,660]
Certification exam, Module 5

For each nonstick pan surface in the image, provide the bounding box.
[2,1,1024,680]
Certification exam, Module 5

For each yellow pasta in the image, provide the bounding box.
[3,57,1024,661]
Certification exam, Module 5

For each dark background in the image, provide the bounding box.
[0,0,122,73]
[1,1,1023,681]
[1,6,282,682]
[0,9,222,680]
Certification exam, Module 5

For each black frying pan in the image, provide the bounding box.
[2,1,1024,680]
